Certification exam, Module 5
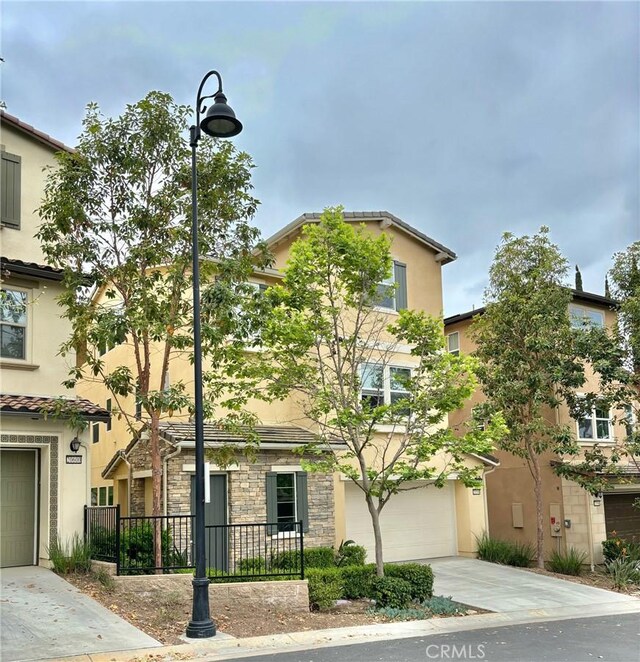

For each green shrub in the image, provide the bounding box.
[605,558,640,589]
[118,523,173,574]
[340,564,376,599]
[384,563,434,601]
[602,536,640,563]
[475,532,512,564]
[48,533,92,574]
[475,532,534,567]
[547,547,588,576]
[423,595,467,615]
[508,542,535,567]
[306,567,343,610]
[371,576,412,609]
[93,567,116,591]
[271,546,336,571]
[336,540,367,567]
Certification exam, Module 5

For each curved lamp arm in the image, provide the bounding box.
[195,70,224,127]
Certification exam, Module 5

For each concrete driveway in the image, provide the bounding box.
[0,566,161,662]
[429,557,640,612]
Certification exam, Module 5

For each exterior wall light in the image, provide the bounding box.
[69,437,81,453]
[472,488,482,496]
[593,493,602,507]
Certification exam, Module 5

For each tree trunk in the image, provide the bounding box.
[150,411,163,572]
[365,493,384,577]
[531,453,545,569]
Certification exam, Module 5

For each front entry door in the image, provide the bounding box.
[190,474,228,571]
[1,450,37,567]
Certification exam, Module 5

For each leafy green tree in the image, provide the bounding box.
[472,228,627,567]
[259,208,503,576]
[609,242,640,379]
[37,92,266,564]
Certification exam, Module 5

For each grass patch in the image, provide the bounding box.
[475,532,534,567]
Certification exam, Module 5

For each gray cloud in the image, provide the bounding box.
[2,1,638,315]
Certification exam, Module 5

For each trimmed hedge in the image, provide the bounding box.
[384,563,434,601]
[306,567,343,610]
[371,576,412,609]
[336,542,367,567]
[341,564,376,599]
[271,546,336,571]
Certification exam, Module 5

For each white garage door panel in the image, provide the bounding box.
[345,481,456,562]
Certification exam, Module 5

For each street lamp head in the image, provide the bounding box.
[200,91,243,138]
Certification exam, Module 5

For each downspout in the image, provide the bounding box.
[482,464,498,536]
[163,444,182,515]
[585,488,595,572]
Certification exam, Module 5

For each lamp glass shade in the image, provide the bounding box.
[200,94,242,138]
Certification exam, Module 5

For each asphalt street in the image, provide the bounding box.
[226,614,640,662]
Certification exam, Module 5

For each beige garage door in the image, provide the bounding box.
[0,450,37,567]
[345,481,457,562]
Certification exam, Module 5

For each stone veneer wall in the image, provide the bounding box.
[166,449,336,549]
[561,477,606,564]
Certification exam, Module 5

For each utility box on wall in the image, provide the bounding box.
[550,503,562,537]
[512,503,524,528]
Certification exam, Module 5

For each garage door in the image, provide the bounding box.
[0,450,37,567]
[604,492,640,542]
[345,481,457,562]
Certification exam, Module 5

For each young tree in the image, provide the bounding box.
[37,92,265,565]
[575,265,584,291]
[259,208,502,576]
[472,228,618,568]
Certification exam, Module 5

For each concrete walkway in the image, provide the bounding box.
[0,566,161,662]
[429,556,639,612]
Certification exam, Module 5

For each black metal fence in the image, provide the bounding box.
[84,505,119,563]
[84,507,304,580]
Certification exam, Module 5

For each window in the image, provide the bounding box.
[1,288,27,359]
[266,472,309,534]
[95,486,114,506]
[577,403,611,441]
[374,261,407,311]
[447,332,460,356]
[1,150,21,228]
[624,404,636,439]
[106,399,112,431]
[570,304,604,329]
[361,363,411,413]
[92,422,100,444]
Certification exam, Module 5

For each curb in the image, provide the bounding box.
[50,599,640,662]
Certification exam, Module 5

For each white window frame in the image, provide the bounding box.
[576,401,612,441]
[0,285,29,361]
[360,363,411,408]
[375,273,396,311]
[569,304,604,329]
[447,332,460,356]
[96,486,114,506]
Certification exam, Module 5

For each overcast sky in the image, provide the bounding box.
[2,1,638,315]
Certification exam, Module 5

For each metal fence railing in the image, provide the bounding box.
[84,505,119,563]
[84,508,304,579]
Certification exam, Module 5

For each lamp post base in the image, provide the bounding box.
[185,577,216,638]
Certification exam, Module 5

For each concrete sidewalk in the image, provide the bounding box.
[429,556,639,612]
[0,566,161,662]
[32,558,640,662]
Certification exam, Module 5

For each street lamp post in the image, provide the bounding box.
[186,70,242,640]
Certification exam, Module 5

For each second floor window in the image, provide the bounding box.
[361,363,411,411]
[577,403,611,441]
[1,288,27,360]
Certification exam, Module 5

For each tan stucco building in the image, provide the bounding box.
[87,211,494,564]
[445,291,638,565]
[0,112,109,568]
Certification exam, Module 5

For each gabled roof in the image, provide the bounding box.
[0,394,110,422]
[1,111,73,154]
[444,289,618,327]
[265,211,457,265]
[1,257,65,282]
